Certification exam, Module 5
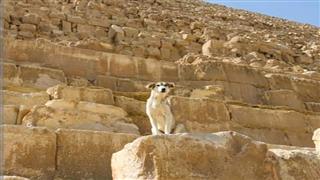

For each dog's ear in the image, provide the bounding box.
[168,82,175,88]
[146,82,156,89]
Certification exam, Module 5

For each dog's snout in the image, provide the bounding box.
[161,88,166,92]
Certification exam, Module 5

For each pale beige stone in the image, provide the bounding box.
[266,148,320,179]
[22,100,139,134]
[3,105,19,124]
[47,85,114,105]
[3,90,49,108]
[55,129,139,180]
[112,131,269,180]
[2,125,56,179]
[264,90,305,110]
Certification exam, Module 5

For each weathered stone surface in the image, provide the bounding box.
[3,105,19,124]
[228,104,318,146]
[3,90,49,108]
[112,131,269,180]
[19,65,67,89]
[55,129,139,180]
[1,125,56,179]
[47,85,114,105]
[170,96,230,132]
[266,148,320,179]
[264,90,305,110]
[22,100,140,135]
[305,102,320,112]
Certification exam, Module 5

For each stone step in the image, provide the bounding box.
[3,62,67,89]
[22,99,140,135]
[1,125,139,180]
[111,131,319,180]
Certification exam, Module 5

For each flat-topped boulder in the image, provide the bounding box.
[112,131,320,180]
[22,100,140,135]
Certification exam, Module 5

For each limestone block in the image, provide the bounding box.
[3,90,49,108]
[22,100,140,135]
[3,105,19,124]
[2,125,56,179]
[19,65,67,89]
[55,129,138,180]
[47,85,114,105]
[264,90,305,110]
[22,13,40,25]
[112,132,268,180]
[170,96,230,132]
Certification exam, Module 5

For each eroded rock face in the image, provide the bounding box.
[111,132,269,180]
[47,84,114,105]
[112,132,320,180]
[266,148,320,179]
[2,125,56,179]
[55,129,139,180]
[22,100,140,135]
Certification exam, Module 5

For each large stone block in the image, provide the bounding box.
[3,90,49,108]
[265,73,293,90]
[170,96,230,132]
[222,63,268,88]
[216,81,265,104]
[112,132,269,180]
[3,105,19,124]
[109,54,138,78]
[19,65,67,89]
[228,105,308,132]
[3,62,18,82]
[264,90,305,110]
[47,85,114,105]
[1,125,56,179]
[22,100,140,135]
[137,58,161,81]
[55,129,138,180]
[292,78,320,102]
[305,102,320,112]
[266,148,320,179]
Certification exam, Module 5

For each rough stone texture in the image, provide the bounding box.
[264,90,305,110]
[170,96,231,132]
[2,0,320,178]
[3,90,49,108]
[22,100,140,135]
[1,125,56,179]
[228,104,319,147]
[112,132,270,180]
[55,129,139,180]
[3,105,19,124]
[47,85,114,105]
[266,148,320,179]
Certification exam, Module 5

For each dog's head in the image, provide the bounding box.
[146,82,175,95]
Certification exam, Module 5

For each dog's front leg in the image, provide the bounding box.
[147,114,161,135]
[164,113,174,135]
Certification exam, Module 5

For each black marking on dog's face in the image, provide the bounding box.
[147,82,175,93]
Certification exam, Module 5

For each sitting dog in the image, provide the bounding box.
[145,82,185,135]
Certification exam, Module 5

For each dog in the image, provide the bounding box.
[145,82,185,135]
